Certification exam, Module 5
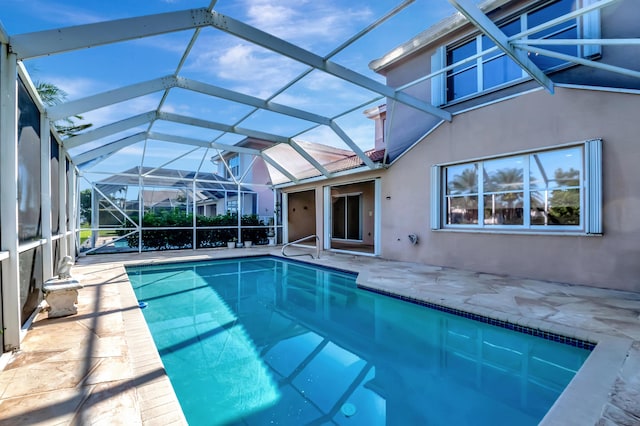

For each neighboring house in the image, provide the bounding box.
[212,138,278,222]
[93,166,257,226]
[278,0,640,292]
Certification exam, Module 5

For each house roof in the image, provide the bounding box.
[95,166,254,200]
[323,148,386,174]
[369,0,512,73]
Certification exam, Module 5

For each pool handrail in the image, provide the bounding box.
[281,234,320,259]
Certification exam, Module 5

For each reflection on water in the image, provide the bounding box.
[128,257,590,426]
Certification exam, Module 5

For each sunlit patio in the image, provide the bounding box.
[1,0,640,424]
[0,248,638,424]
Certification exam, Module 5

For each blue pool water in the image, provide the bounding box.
[126,257,590,425]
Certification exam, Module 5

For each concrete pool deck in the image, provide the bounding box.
[0,247,638,425]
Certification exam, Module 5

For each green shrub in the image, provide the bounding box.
[125,211,267,250]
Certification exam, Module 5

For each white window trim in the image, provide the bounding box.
[430,139,602,235]
[430,0,601,105]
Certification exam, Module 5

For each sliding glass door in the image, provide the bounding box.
[332,194,362,240]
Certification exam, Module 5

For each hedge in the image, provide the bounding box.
[122,210,268,250]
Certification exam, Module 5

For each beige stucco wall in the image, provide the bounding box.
[382,87,640,292]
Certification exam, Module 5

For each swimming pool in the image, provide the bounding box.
[126,256,591,425]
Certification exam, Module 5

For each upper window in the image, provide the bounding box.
[433,0,596,104]
[430,140,602,234]
[447,18,526,102]
[226,155,240,179]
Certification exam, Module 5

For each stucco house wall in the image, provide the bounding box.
[381,87,640,292]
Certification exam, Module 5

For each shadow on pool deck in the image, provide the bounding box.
[0,247,638,425]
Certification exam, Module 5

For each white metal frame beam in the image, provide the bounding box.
[261,153,298,184]
[508,0,620,42]
[512,38,640,47]
[448,0,554,94]
[171,79,376,168]
[208,10,451,122]
[9,9,216,60]
[49,75,380,170]
[63,111,158,149]
[12,7,450,121]
[11,4,451,174]
[397,0,626,95]
[47,77,175,121]
[148,132,262,156]
[74,132,147,165]
[287,140,332,178]
[158,112,289,144]
[158,112,331,177]
[175,77,330,125]
[515,45,640,80]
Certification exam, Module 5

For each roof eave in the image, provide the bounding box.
[369,0,514,73]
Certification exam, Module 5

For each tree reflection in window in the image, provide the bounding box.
[484,158,524,225]
[443,146,583,229]
[446,164,478,224]
[530,147,581,226]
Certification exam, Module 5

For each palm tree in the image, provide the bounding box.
[36,81,92,137]
[548,168,580,225]
[486,167,524,224]
[448,167,478,195]
[447,166,478,223]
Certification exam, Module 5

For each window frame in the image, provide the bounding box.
[433,0,599,106]
[226,155,240,179]
[431,140,602,235]
[331,192,363,241]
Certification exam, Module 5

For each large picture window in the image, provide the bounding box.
[431,140,602,233]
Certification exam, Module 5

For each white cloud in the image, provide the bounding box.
[22,1,106,26]
[241,0,373,48]
[44,76,106,100]
[190,41,306,97]
[76,95,161,129]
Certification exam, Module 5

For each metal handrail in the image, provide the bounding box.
[281,234,320,259]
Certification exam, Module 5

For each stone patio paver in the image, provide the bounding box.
[0,246,637,425]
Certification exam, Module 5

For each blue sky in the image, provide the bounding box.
[2,0,459,178]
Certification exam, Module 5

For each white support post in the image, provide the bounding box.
[40,115,53,279]
[323,186,331,250]
[58,153,67,258]
[138,174,143,253]
[282,192,289,244]
[69,170,78,257]
[192,179,197,250]
[374,178,382,256]
[237,183,242,242]
[0,46,21,351]
[91,187,98,249]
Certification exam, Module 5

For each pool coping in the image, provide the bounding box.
[355,269,633,426]
[117,264,188,425]
[71,248,638,425]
